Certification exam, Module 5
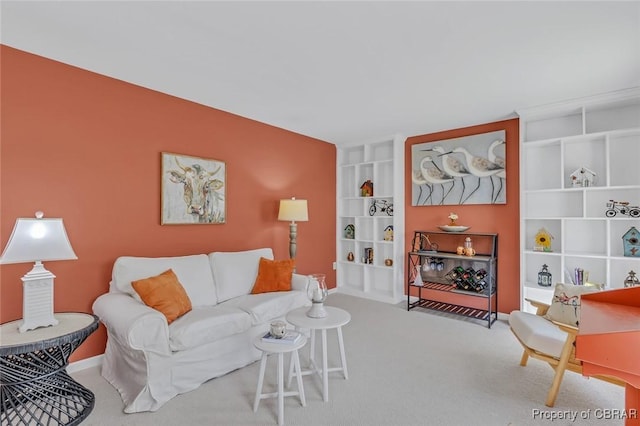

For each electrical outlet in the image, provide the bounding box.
[332,262,337,270]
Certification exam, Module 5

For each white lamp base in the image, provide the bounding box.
[19,262,59,333]
[306,302,327,318]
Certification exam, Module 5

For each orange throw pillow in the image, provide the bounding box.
[251,257,295,294]
[132,269,192,324]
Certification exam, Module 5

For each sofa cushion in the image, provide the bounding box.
[251,257,294,294]
[221,291,310,325]
[132,269,192,324]
[168,305,252,351]
[111,254,217,307]
[208,248,273,303]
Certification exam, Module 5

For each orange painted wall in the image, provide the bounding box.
[405,119,520,313]
[0,46,336,361]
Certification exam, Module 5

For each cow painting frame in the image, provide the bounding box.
[161,152,226,225]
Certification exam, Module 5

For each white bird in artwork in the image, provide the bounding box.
[488,139,505,169]
[488,139,506,203]
[449,147,505,204]
[419,156,455,205]
[423,146,472,204]
[411,169,432,205]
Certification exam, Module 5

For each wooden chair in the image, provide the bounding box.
[509,298,624,407]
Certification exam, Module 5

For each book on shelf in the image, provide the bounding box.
[261,330,302,345]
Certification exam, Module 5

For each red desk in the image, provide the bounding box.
[576,287,640,426]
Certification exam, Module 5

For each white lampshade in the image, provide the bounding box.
[0,215,77,264]
[0,212,77,332]
[278,198,309,222]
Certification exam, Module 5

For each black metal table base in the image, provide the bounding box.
[1,315,98,425]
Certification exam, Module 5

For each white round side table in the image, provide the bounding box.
[253,333,307,426]
[285,306,351,402]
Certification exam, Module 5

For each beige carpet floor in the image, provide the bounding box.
[71,293,626,426]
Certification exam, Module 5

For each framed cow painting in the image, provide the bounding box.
[161,152,226,224]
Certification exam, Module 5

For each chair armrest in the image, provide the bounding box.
[291,273,308,292]
[525,298,551,316]
[92,293,171,356]
[551,320,579,336]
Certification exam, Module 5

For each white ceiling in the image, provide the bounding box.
[2,1,639,145]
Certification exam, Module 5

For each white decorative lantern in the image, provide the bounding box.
[306,274,328,318]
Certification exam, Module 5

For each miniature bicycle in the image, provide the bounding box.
[369,199,393,216]
[605,200,640,218]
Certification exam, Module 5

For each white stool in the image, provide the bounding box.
[253,334,307,426]
[286,306,351,402]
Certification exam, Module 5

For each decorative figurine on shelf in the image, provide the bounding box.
[360,180,374,197]
[369,199,393,216]
[570,166,596,187]
[622,226,639,257]
[463,237,475,257]
[384,225,394,241]
[347,251,354,262]
[537,264,552,287]
[534,227,554,252]
[448,212,458,225]
[344,224,355,239]
[384,258,393,266]
[363,247,373,264]
[624,270,639,287]
[606,200,640,218]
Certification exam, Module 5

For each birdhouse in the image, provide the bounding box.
[344,224,355,239]
[570,166,596,187]
[384,225,394,241]
[360,180,374,197]
[623,226,639,257]
[533,228,554,252]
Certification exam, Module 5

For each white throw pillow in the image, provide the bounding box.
[111,254,217,307]
[209,248,273,303]
[544,282,601,327]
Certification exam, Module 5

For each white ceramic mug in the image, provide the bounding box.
[270,321,287,339]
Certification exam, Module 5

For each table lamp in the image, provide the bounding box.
[0,211,77,332]
[278,197,308,264]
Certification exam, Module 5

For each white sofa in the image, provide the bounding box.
[92,248,311,413]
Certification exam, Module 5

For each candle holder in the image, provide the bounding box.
[306,274,328,318]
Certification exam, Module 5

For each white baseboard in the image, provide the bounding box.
[68,354,103,373]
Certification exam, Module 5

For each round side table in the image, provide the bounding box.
[286,306,351,402]
[0,313,99,426]
[253,333,308,426]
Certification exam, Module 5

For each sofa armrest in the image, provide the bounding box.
[92,293,171,356]
[291,273,309,292]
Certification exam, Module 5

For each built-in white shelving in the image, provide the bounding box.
[336,135,405,303]
[517,88,640,313]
